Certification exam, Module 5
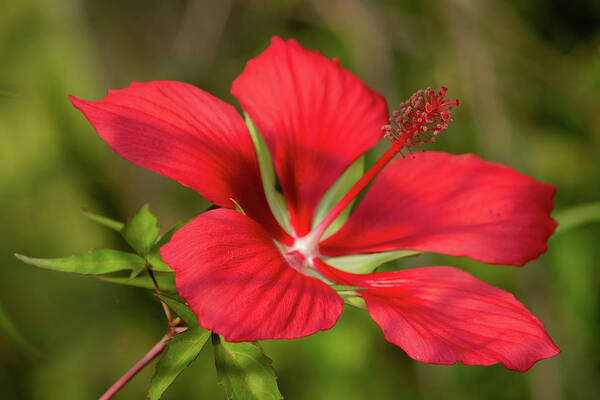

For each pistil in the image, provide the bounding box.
[309,139,405,242]
[309,86,459,244]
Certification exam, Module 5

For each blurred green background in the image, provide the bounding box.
[1,0,599,399]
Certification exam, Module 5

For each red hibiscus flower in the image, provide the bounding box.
[70,37,559,372]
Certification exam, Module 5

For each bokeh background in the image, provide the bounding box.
[1,0,599,399]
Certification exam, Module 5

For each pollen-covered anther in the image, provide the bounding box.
[382,86,459,152]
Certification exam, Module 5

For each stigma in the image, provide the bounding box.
[382,86,459,152]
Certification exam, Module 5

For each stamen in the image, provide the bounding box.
[308,87,459,244]
[382,86,459,153]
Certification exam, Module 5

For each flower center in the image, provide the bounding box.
[282,250,310,274]
[283,230,321,275]
[289,231,320,259]
[282,243,325,280]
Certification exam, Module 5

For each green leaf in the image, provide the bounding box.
[312,156,364,239]
[148,328,210,400]
[121,204,160,256]
[156,294,199,327]
[147,221,187,273]
[554,202,600,235]
[0,302,40,357]
[329,284,365,292]
[245,114,291,233]
[230,198,247,215]
[15,249,146,276]
[213,334,282,400]
[147,258,172,273]
[95,271,176,292]
[341,294,367,309]
[81,208,124,231]
[323,250,422,274]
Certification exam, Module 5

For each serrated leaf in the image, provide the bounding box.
[245,114,291,233]
[157,294,199,327]
[15,249,146,275]
[81,208,124,231]
[0,302,40,357]
[312,156,364,239]
[121,204,160,256]
[324,250,422,274]
[95,271,176,292]
[148,328,210,400]
[147,221,187,272]
[554,202,600,235]
[213,334,282,400]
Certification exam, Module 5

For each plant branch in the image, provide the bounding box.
[147,268,173,324]
[98,327,187,400]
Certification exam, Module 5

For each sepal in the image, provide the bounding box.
[324,250,421,274]
[312,156,364,239]
[245,114,290,233]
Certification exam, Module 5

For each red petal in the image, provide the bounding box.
[161,209,343,341]
[70,81,290,243]
[231,37,388,236]
[321,152,556,265]
[316,260,559,371]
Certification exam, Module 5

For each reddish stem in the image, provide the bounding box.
[98,327,186,400]
[148,268,173,324]
[312,139,405,242]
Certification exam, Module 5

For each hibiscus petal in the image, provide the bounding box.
[321,152,557,265]
[161,209,343,342]
[231,37,389,236]
[315,260,559,371]
[70,81,290,243]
